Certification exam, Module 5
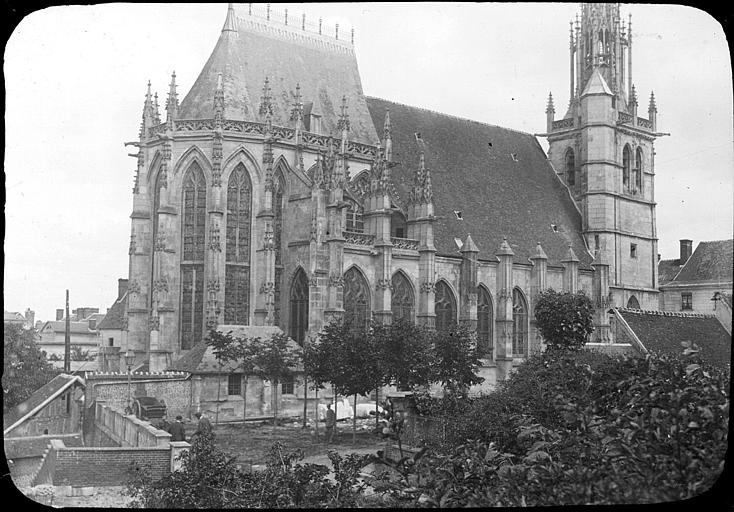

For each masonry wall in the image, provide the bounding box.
[660,285,730,315]
[53,446,170,487]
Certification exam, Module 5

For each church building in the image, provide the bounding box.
[121,3,660,383]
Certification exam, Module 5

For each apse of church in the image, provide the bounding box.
[124,3,657,375]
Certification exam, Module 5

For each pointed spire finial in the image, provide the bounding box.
[259,76,274,119]
[530,241,548,260]
[337,95,350,132]
[289,83,303,124]
[546,92,555,114]
[497,237,515,256]
[630,84,637,106]
[383,108,392,161]
[166,71,179,122]
[562,243,580,263]
[213,72,225,124]
[153,92,161,124]
[223,3,237,33]
[648,91,657,113]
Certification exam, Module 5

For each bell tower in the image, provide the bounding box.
[543,3,661,310]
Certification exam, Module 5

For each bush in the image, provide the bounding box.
[534,289,594,350]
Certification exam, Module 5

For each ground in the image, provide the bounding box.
[33,418,388,508]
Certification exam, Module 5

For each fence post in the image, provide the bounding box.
[169,441,191,472]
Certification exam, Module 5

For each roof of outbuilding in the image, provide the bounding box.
[97,292,127,330]
[365,97,593,268]
[178,6,378,145]
[668,239,733,285]
[657,258,681,285]
[3,374,84,433]
[40,321,95,334]
[617,308,731,368]
[167,325,300,374]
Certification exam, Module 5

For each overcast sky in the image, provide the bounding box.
[5,3,732,322]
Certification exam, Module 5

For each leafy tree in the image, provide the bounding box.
[70,345,93,361]
[429,324,484,398]
[534,289,594,351]
[250,332,302,424]
[372,319,432,391]
[3,323,59,411]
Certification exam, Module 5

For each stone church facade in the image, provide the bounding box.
[122,3,660,381]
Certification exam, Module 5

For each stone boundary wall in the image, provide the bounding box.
[94,401,171,447]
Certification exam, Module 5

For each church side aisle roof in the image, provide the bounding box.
[178,7,378,145]
[366,97,593,268]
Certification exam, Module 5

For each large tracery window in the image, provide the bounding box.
[345,200,364,233]
[622,144,631,191]
[434,280,457,332]
[565,148,576,187]
[225,164,252,324]
[289,268,309,346]
[477,286,493,357]
[180,163,206,350]
[344,267,370,330]
[512,288,528,356]
[273,170,286,326]
[391,272,414,322]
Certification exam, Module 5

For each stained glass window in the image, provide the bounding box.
[391,272,414,322]
[289,268,309,346]
[225,164,252,324]
[477,286,493,357]
[627,295,640,310]
[180,163,206,349]
[434,281,456,331]
[512,288,528,356]
[344,267,370,330]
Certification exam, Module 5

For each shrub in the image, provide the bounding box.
[534,289,594,350]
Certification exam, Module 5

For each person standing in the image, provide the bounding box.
[194,411,213,437]
[168,415,186,442]
[325,403,336,443]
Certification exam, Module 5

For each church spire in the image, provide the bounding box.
[166,71,179,122]
[140,80,155,138]
[648,91,657,130]
[546,92,555,132]
[222,3,237,33]
[153,92,161,125]
[382,108,392,162]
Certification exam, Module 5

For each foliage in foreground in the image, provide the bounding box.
[3,323,59,411]
[534,289,595,350]
[388,348,729,506]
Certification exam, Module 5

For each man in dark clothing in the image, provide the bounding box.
[194,412,213,438]
[325,403,336,443]
[168,415,186,442]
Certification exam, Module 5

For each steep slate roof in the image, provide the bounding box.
[365,97,593,268]
[97,291,128,330]
[40,321,95,334]
[617,308,731,368]
[178,6,378,145]
[167,325,300,373]
[3,374,84,433]
[657,258,681,285]
[4,311,25,322]
[667,239,733,285]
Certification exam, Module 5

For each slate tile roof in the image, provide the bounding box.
[40,321,95,334]
[3,374,84,432]
[178,7,378,145]
[617,308,731,368]
[97,292,127,330]
[167,325,300,373]
[365,97,593,268]
[669,239,733,285]
[657,258,681,285]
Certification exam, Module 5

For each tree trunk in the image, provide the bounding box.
[302,375,308,428]
[352,394,357,444]
[242,375,248,427]
[215,368,222,425]
[375,387,380,432]
[314,388,320,441]
[272,379,279,428]
[332,387,337,443]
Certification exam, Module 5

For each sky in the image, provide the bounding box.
[5,3,732,322]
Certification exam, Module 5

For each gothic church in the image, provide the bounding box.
[123,3,661,382]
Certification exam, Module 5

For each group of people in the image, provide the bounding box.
[158,411,213,442]
[323,398,401,444]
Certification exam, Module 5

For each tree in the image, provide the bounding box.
[3,323,59,410]
[250,332,302,425]
[372,319,433,392]
[430,324,484,398]
[70,345,93,361]
[534,289,594,351]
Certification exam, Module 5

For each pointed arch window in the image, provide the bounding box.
[273,169,286,326]
[150,166,166,309]
[391,272,414,322]
[634,147,643,193]
[225,164,252,325]
[626,296,640,309]
[434,281,457,332]
[477,286,493,357]
[289,268,309,346]
[345,200,364,233]
[344,267,370,330]
[565,148,576,187]
[622,144,631,191]
[512,288,528,356]
[180,163,206,350]
[391,210,408,239]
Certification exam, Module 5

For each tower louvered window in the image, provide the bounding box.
[434,281,457,332]
[225,164,252,324]
[391,272,414,322]
[477,286,493,357]
[512,288,528,356]
[273,170,285,326]
[622,145,631,191]
[635,147,643,193]
[289,268,309,346]
[344,267,370,330]
[180,163,206,350]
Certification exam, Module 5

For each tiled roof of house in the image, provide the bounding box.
[178,6,378,145]
[167,325,300,373]
[617,308,731,368]
[657,258,681,285]
[365,97,593,268]
[4,311,25,322]
[40,321,95,334]
[97,292,127,330]
[3,374,84,433]
[668,239,733,285]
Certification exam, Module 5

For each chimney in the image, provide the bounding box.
[24,308,35,327]
[88,318,97,330]
[679,239,693,264]
[118,278,129,300]
[56,308,64,321]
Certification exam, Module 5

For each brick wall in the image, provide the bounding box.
[53,446,170,486]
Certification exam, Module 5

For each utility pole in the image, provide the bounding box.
[64,289,71,373]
